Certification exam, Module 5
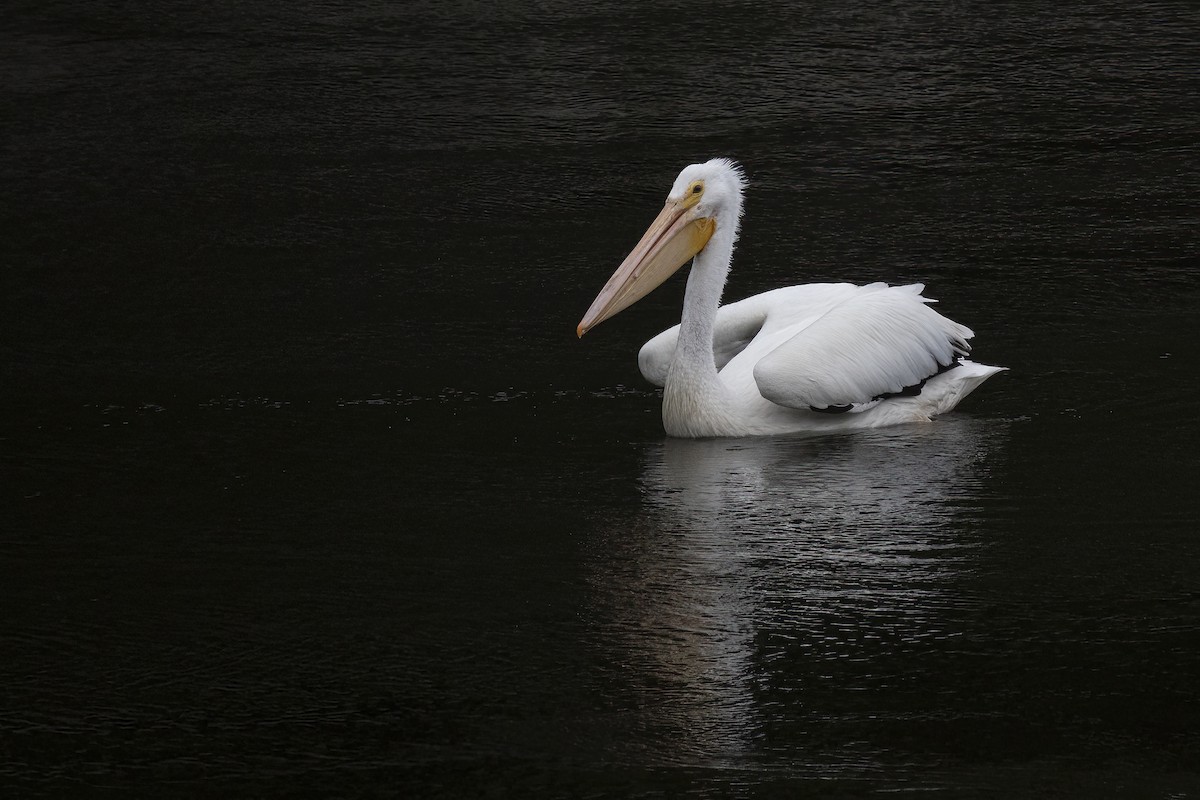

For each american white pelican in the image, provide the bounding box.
[577,158,1005,437]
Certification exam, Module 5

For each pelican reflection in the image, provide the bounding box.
[583,419,1007,769]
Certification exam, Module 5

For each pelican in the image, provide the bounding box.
[577,158,1005,437]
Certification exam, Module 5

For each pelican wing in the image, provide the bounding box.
[752,284,974,410]
[638,299,769,387]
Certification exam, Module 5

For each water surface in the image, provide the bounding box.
[3,0,1198,796]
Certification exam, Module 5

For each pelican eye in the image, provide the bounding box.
[680,180,705,207]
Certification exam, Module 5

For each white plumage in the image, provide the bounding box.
[578,158,1004,437]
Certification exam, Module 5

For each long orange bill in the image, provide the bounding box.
[577,201,715,337]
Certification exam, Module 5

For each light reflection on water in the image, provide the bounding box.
[585,419,1007,772]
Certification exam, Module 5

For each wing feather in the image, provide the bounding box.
[752,285,973,410]
[638,298,769,386]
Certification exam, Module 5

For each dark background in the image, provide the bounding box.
[3,1,1198,796]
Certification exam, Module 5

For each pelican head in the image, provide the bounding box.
[577,158,746,337]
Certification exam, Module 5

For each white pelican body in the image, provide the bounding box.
[578,159,1004,438]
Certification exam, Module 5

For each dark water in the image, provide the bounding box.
[3,1,1199,796]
